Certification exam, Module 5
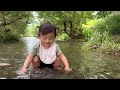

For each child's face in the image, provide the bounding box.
[39,32,55,48]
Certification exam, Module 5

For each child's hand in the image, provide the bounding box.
[17,68,28,75]
[64,66,72,72]
[22,68,28,74]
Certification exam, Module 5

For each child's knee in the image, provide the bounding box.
[32,56,40,69]
[56,56,61,61]
[33,56,40,64]
[53,57,62,70]
[53,56,61,67]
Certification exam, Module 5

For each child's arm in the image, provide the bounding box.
[22,53,34,73]
[59,53,72,72]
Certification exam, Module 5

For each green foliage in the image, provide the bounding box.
[82,13,120,55]
[0,30,5,42]
[0,11,32,42]
[82,27,92,41]
[57,33,70,41]
[95,11,112,18]
[105,15,120,35]
[9,19,27,36]
[82,14,120,41]
[83,29,120,55]
[82,18,107,41]
[100,38,118,53]
[83,30,103,48]
[111,35,120,44]
[0,31,19,42]
[93,19,107,32]
[38,11,94,39]
[4,32,19,41]
[24,24,38,37]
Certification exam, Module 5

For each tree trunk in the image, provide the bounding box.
[69,20,75,39]
[63,21,71,37]
[63,20,83,39]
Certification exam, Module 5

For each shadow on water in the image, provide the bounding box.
[0,37,120,79]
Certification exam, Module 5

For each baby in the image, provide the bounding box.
[21,22,72,74]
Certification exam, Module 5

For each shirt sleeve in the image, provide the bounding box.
[30,42,40,56]
[56,44,62,56]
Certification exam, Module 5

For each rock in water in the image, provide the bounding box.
[0,63,11,67]
[0,77,6,79]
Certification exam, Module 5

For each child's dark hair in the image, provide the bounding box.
[39,22,57,37]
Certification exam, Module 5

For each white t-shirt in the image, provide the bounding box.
[39,41,56,64]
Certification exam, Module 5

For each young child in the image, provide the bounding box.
[21,22,72,74]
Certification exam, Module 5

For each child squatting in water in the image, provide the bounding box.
[21,22,72,74]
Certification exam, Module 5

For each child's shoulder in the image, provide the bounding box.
[54,42,58,46]
[33,41,40,49]
[55,43,60,49]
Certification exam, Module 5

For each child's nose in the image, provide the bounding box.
[45,39,50,43]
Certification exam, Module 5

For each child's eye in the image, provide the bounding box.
[43,37,47,39]
[49,38,54,40]
[50,38,53,40]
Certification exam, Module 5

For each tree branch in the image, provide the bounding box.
[0,12,30,26]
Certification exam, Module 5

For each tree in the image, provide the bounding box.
[95,11,112,18]
[0,11,33,42]
[37,11,94,39]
